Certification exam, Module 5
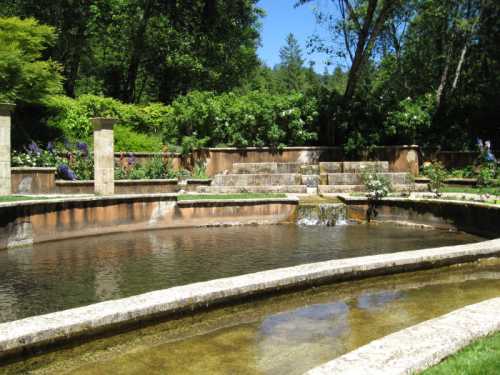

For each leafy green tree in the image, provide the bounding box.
[0,17,62,103]
[277,33,306,92]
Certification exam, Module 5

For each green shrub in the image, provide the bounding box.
[0,17,62,103]
[163,90,318,149]
[384,94,435,145]
[114,126,162,152]
[477,164,496,187]
[44,95,163,151]
[423,161,447,196]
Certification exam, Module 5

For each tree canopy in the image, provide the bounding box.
[0,0,499,153]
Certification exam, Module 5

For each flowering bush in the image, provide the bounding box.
[12,140,93,181]
[361,167,392,200]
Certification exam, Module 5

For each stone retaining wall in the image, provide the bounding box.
[306,297,500,375]
[11,168,56,194]
[342,196,500,238]
[0,238,499,359]
[0,195,297,249]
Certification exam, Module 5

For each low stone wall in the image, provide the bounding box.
[422,149,500,169]
[0,238,499,359]
[11,167,56,194]
[0,195,298,249]
[342,196,500,238]
[54,179,211,194]
[202,146,420,176]
[306,297,500,375]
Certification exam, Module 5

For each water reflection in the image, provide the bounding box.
[0,224,482,322]
[3,258,500,374]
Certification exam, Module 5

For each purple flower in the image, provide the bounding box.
[26,141,41,156]
[127,152,137,167]
[57,164,77,181]
[47,142,54,152]
[63,138,71,149]
[76,142,89,158]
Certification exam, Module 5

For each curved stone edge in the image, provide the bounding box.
[0,238,499,359]
[0,193,298,208]
[305,297,500,375]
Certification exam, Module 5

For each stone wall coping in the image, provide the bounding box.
[186,179,212,184]
[113,152,182,157]
[337,195,500,209]
[305,297,500,375]
[0,103,15,115]
[11,167,57,172]
[176,197,299,207]
[0,238,499,359]
[55,179,179,185]
[206,145,420,152]
[0,194,298,209]
[0,193,179,208]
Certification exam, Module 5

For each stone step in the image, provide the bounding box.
[301,175,320,187]
[213,173,302,186]
[196,185,307,194]
[343,161,389,173]
[319,162,342,174]
[319,161,389,173]
[318,184,427,194]
[231,162,305,174]
[326,172,410,185]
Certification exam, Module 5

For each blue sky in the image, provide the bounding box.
[257,0,336,73]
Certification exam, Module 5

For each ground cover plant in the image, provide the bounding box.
[423,331,500,375]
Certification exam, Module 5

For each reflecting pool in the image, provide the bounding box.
[3,258,500,374]
[0,224,482,322]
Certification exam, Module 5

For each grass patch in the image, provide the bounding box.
[177,193,287,201]
[442,186,500,195]
[423,331,500,375]
[0,195,48,202]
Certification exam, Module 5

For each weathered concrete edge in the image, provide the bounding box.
[337,194,500,210]
[0,194,297,209]
[0,238,499,359]
[305,297,500,375]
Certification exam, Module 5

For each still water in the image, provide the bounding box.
[3,258,500,374]
[0,224,481,322]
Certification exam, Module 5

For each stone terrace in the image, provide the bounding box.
[199,161,417,194]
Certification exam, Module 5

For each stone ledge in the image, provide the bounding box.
[0,193,178,208]
[0,238,499,359]
[176,197,299,207]
[11,167,57,172]
[305,297,500,375]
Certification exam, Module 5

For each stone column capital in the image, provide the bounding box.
[0,103,15,116]
[91,117,118,131]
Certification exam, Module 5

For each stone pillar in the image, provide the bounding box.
[0,104,15,196]
[92,117,117,195]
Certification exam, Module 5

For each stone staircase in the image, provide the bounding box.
[198,161,418,194]
[197,162,311,193]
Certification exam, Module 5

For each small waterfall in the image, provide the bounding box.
[297,203,347,226]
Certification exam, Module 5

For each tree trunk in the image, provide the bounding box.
[451,43,468,92]
[123,0,153,103]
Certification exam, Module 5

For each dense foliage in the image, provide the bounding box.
[164,90,319,152]
[1,0,499,154]
[0,17,62,103]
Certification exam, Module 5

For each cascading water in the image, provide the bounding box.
[297,203,348,226]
